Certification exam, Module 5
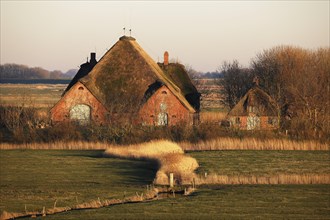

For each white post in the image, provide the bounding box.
[169,173,174,188]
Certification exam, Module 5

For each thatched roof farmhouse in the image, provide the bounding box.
[50,36,200,126]
[227,85,279,130]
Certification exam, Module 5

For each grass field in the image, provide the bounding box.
[189,150,330,176]
[1,150,330,219]
[0,150,157,214]
[0,84,65,107]
[35,185,330,220]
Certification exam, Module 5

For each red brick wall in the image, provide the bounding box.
[50,82,108,124]
[138,85,193,126]
[229,116,278,130]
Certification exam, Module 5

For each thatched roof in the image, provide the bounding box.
[70,36,197,113]
[228,86,278,116]
[62,54,97,96]
[158,63,200,110]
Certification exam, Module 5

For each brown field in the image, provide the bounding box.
[199,111,227,124]
[194,78,225,111]
[0,80,223,114]
[0,84,65,108]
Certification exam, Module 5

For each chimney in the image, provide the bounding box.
[164,51,169,66]
[90,52,97,65]
[253,76,260,86]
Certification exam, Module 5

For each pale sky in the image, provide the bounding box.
[1,1,329,73]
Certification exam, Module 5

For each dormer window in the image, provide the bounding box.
[248,106,257,113]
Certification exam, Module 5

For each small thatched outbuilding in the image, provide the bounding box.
[50,36,200,126]
[227,86,279,130]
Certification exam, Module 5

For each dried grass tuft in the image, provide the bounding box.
[103,140,198,185]
[103,140,183,159]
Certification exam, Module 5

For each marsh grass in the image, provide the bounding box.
[0,141,109,150]
[1,138,328,151]
[195,174,330,185]
[181,137,329,151]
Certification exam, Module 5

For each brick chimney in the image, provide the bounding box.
[253,76,260,86]
[164,51,169,66]
[90,52,97,65]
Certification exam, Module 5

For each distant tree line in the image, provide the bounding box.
[0,64,77,79]
[219,46,330,139]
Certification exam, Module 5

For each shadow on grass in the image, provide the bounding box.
[50,150,159,186]
[100,159,159,185]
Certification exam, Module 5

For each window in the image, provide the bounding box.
[161,91,167,95]
[78,86,84,90]
[268,117,278,126]
[70,104,91,125]
[157,112,168,126]
[248,106,257,113]
[247,116,260,130]
[235,117,241,125]
[160,103,167,111]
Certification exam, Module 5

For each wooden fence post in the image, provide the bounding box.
[169,173,174,188]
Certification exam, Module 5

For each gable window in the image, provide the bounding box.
[70,104,91,125]
[235,117,241,125]
[161,91,167,95]
[157,112,168,126]
[78,86,84,90]
[248,106,257,113]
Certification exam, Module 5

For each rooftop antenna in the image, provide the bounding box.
[129,29,132,36]
[123,27,126,36]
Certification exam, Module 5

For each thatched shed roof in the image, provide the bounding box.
[72,36,197,113]
[228,86,278,116]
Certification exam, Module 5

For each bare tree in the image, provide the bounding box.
[218,60,253,108]
[251,45,330,138]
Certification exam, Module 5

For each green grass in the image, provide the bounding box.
[1,150,330,219]
[36,185,330,220]
[0,150,157,213]
[188,150,330,176]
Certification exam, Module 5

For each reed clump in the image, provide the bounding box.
[0,141,109,150]
[103,140,198,185]
[195,174,330,185]
[103,140,184,159]
[180,137,329,151]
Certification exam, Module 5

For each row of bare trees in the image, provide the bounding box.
[0,64,76,79]
[219,46,330,139]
